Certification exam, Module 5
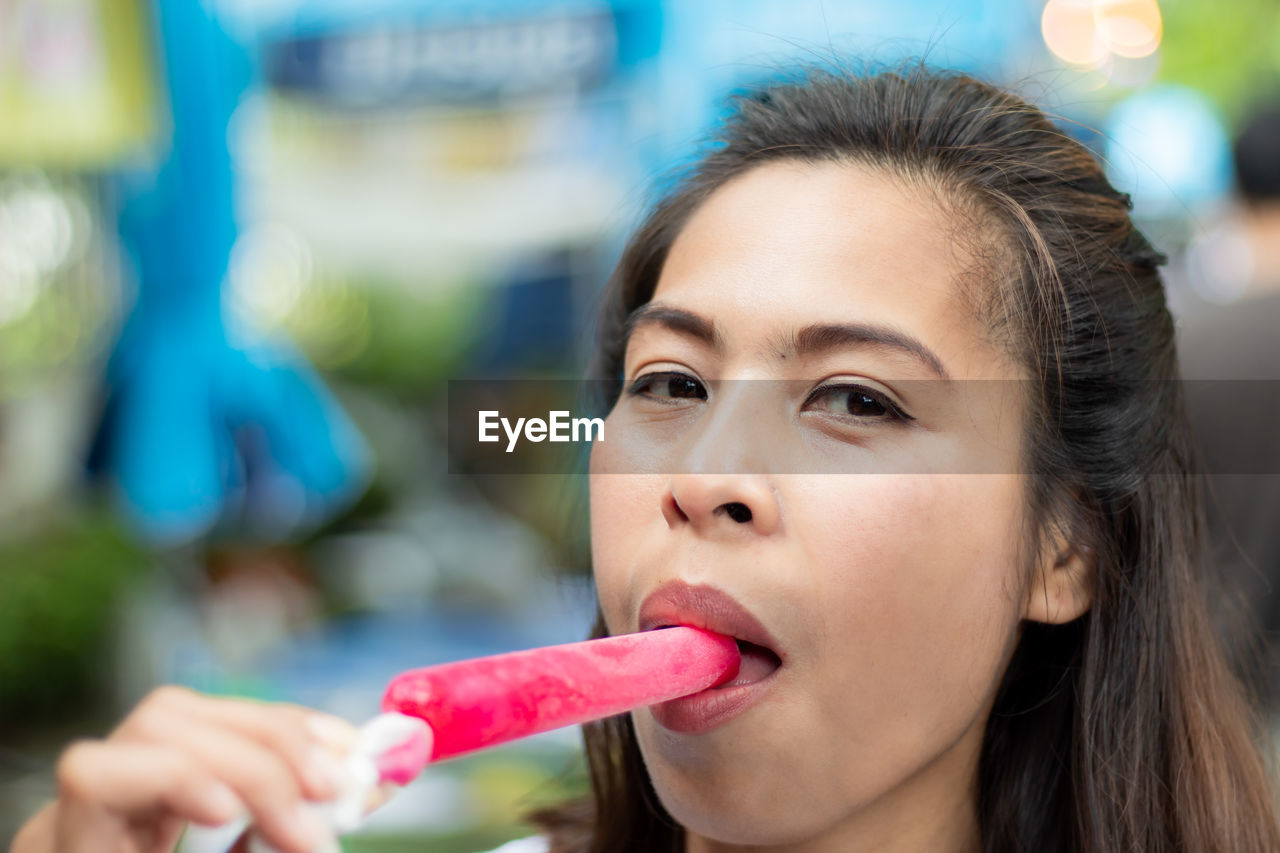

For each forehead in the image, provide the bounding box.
[652,159,1017,381]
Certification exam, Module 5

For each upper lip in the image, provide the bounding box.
[638,581,783,660]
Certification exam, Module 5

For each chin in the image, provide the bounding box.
[637,728,829,847]
[655,785,822,847]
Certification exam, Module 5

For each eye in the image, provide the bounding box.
[803,383,912,422]
[626,371,708,402]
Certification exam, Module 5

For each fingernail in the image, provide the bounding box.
[303,746,348,799]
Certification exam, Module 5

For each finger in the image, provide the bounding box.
[140,717,330,853]
[117,687,348,802]
[301,713,359,754]
[56,740,243,827]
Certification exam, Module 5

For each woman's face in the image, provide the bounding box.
[589,160,1062,850]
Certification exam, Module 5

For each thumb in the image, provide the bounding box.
[294,713,434,835]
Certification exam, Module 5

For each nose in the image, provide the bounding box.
[657,381,784,536]
[662,473,782,536]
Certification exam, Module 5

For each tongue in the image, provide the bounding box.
[721,641,781,687]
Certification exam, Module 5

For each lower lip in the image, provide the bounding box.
[648,669,780,734]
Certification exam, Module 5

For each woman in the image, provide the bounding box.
[15,65,1280,853]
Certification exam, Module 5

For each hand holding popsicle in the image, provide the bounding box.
[235,628,740,849]
[245,714,432,853]
[11,628,737,853]
[10,688,357,853]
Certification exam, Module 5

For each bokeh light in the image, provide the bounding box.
[1104,84,1231,218]
[0,245,41,327]
[1186,221,1254,304]
[1042,0,1163,68]
[227,223,314,331]
[1042,0,1109,67]
[0,175,113,387]
[1095,0,1162,59]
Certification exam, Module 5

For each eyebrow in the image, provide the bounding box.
[624,303,720,349]
[623,302,951,381]
[792,322,952,380]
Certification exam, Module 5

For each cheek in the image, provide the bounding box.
[795,474,1027,704]
[588,441,663,634]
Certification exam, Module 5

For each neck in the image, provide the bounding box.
[683,716,985,853]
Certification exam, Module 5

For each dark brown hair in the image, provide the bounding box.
[533,64,1280,852]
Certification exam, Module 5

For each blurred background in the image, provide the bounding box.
[2,0,1278,849]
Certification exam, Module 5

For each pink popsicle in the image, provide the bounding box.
[381,627,740,764]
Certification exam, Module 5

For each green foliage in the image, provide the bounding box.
[345,751,587,853]
[298,277,489,393]
[1158,0,1280,126]
[0,516,147,725]
[344,832,523,853]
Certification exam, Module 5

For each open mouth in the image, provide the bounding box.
[639,581,785,691]
[650,626,782,687]
[637,583,784,733]
[722,637,783,687]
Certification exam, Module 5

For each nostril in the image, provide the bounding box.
[720,502,753,524]
[662,492,690,527]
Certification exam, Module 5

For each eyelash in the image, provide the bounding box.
[803,383,914,423]
[626,371,708,403]
[625,371,914,423]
